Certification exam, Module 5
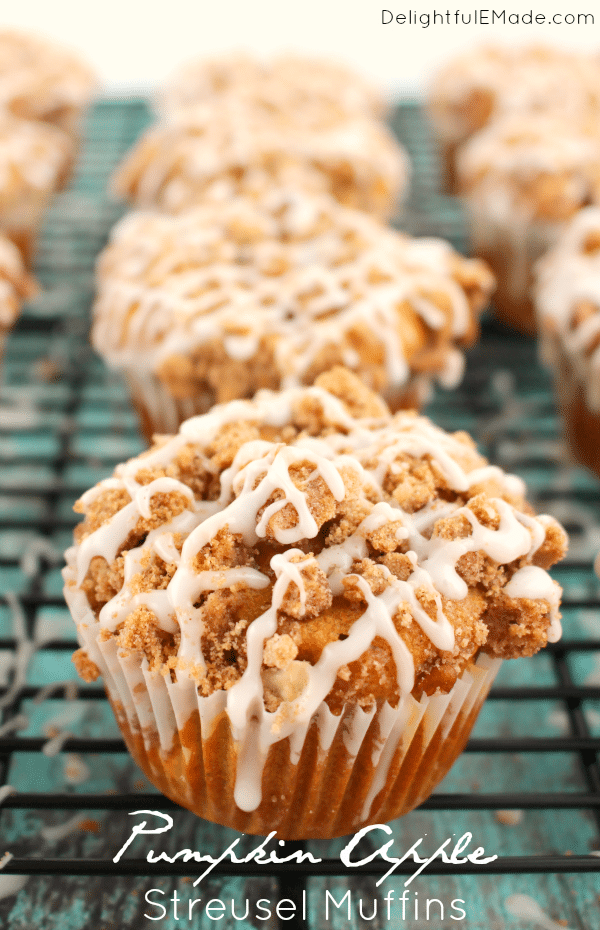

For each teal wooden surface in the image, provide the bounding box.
[1,98,600,928]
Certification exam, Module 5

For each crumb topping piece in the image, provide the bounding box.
[65,368,567,718]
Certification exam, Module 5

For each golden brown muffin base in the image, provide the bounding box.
[439,139,461,195]
[109,656,494,840]
[468,231,539,336]
[551,338,600,478]
[128,367,438,443]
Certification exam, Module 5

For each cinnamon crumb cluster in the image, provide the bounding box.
[66,368,567,714]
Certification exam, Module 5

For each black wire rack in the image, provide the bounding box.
[1,99,600,929]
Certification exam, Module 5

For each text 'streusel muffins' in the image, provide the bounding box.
[92,189,494,438]
[63,369,567,838]
[535,207,600,478]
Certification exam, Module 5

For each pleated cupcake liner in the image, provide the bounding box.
[123,365,438,443]
[66,581,501,839]
[465,208,563,335]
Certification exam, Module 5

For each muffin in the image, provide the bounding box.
[428,44,600,191]
[0,29,96,140]
[0,114,74,264]
[92,189,494,438]
[159,51,386,121]
[63,369,567,839]
[111,95,409,220]
[535,207,600,477]
[0,233,38,362]
[457,113,600,334]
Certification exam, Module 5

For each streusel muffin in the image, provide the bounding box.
[0,114,74,264]
[92,189,494,438]
[428,44,600,191]
[159,51,385,121]
[0,29,96,140]
[535,207,600,477]
[0,233,38,362]
[63,369,567,838]
[111,96,409,220]
[457,113,600,334]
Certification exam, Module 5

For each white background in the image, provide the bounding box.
[2,0,599,96]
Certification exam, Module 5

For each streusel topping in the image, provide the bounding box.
[65,369,567,718]
[0,232,38,328]
[429,45,600,147]
[159,52,385,121]
[457,112,600,222]
[0,30,95,128]
[111,95,408,219]
[0,114,73,204]
[92,190,494,406]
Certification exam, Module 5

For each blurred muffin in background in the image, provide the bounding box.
[428,45,600,191]
[92,189,494,439]
[535,207,600,478]
[0,29,96,140]
[158,51,386,121]
[0,232,38,364]
[457,113,600,334]
[0,114,74,265]
[112,95,409,220]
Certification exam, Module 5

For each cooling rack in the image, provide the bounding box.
[0,99,600,929]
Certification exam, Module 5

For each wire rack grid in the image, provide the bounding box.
[0,99,599,929]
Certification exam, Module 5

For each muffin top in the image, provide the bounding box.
[457,113,600,222]
[0,114,73,204]
[66,369,567,725]
[535,207,600,410]
[111,96,408,218]
[0,233,38,328]
[159,51,385,121]
[92,189,493,404]
[0,29,96,125]
[429,44,600,146]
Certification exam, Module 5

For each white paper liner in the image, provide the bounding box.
[123,369,214,439]
[465,207,564,333]
[542,333,600,477]
[65,579,502,838]
[123,365,443,442]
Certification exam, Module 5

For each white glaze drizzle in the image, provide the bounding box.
[0,29,95,119]
[0,114,72,206]
[92,191,492,400]
[63,382,565,811]
[429,44,600,146]
[159,52,384,122]
[112,91,407,219]
[457,112,600,226]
